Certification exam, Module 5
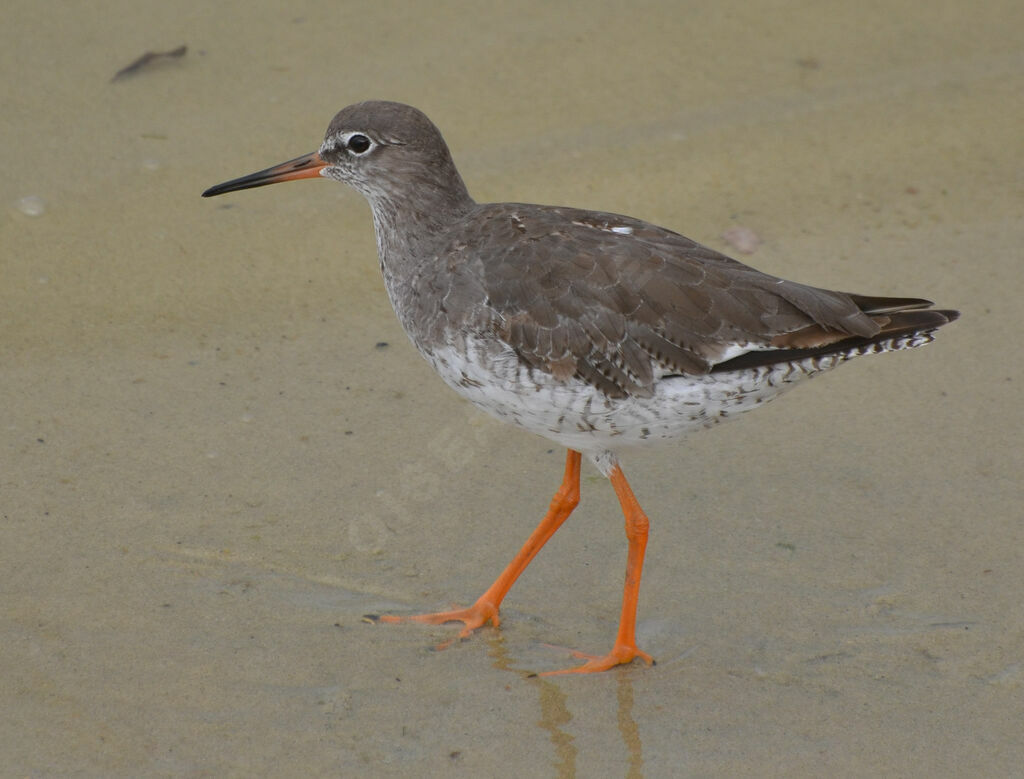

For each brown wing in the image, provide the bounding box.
[440,203,941,399]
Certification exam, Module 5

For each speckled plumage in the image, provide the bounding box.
[307,102,958,473]
[203,101,958,673]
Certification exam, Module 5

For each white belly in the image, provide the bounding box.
[421,335,840,464]
[417,328,934,474]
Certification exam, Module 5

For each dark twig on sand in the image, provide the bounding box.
[111,45,187,82]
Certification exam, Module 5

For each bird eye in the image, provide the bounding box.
[346,134,372,154]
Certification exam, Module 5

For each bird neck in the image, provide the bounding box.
[366,157,476,269]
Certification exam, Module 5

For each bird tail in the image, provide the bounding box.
[712,299,959,373]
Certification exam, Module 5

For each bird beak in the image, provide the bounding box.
[202,151,328,197]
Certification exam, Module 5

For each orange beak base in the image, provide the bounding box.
[202,151,327,197]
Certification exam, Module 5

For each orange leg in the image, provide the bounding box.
[541,463,654,675]
[380,450,582,635]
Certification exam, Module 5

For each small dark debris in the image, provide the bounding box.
[362,614,380,623]
[112,45,187,82]
[375,341,389,350]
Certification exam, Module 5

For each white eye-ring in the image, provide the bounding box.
[343,132,374,155]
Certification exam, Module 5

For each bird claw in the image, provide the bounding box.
[538,642,655,675]
[377,599,501,640]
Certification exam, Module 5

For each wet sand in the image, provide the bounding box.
[2,1,1022,775]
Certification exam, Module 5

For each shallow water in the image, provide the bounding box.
[2,1,1022,775]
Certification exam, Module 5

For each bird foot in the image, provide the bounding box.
[377,598,500,639]
[538,642,655,676]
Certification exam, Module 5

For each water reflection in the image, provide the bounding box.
[482,631,646,777]
[534,679,577,778]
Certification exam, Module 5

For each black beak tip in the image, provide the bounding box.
[202,181,234,198]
